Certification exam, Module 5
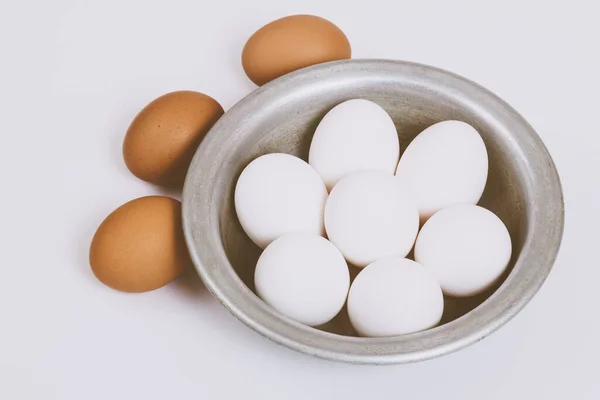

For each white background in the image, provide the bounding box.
[1,0,599,399]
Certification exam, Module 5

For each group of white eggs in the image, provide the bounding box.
[234,99,512,337]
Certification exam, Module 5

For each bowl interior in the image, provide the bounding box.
[183,60,563,363]
[217,74,527,336]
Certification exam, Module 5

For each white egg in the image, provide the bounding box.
[235,153,328,249]
[395,120,488,222]
[324,171,419,267]
[347,258,444,337]
[414,204,512,297]
[309,99,400,190]
[254,233,350,326]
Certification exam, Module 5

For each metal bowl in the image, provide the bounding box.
[182,59,564,364]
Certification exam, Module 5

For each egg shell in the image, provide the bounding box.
[242,15,351,86]
[347,258,444,337]
[123,91,224,185]
[234,153,328,249]
[309,99,400,190]
[254,233,350,326]
[414,204,512,297]
[395,120,488,222]
[89,196,189,293]
[324,171,419,267]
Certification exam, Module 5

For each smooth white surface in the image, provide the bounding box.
[396,120,488,221]
[255,234,349,326]
[1,1,599,399]
[324,172,419,267]
[348,258,443,337]
[308,99,400,190]
[415,205,512,297]
[235,153,327,248]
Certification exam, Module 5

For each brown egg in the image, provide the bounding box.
[123,91,224,185]
[242,15,351,86]
[89,196,190,293]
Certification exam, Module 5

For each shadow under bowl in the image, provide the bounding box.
[182,59,564,364]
